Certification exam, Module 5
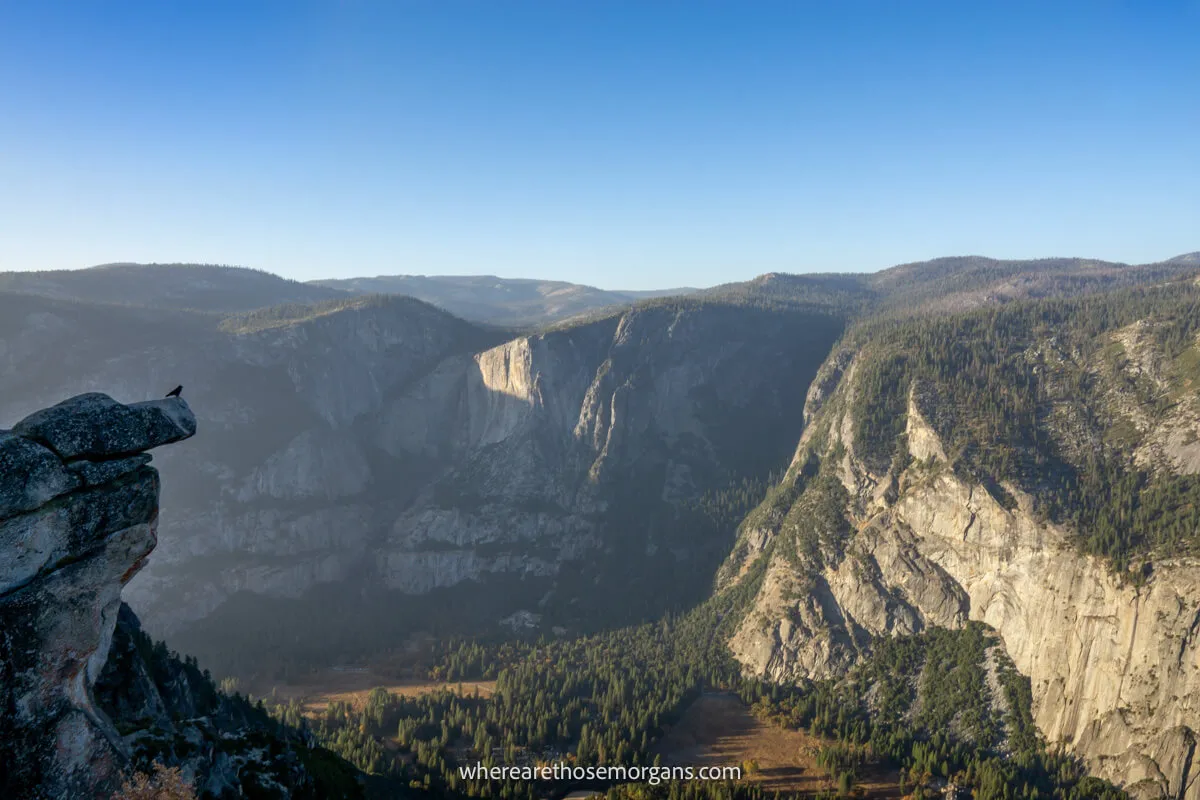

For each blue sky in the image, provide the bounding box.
[1,1,1196,289]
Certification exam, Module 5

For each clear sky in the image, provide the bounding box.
[1,1,1196,290]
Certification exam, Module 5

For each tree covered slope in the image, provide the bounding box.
[719,275,1200,799]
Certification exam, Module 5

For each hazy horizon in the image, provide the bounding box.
[2,249,1199,295]
[9,245,1200,292]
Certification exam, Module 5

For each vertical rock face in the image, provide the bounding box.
[0,294,495,638]
[725,345,1200,800]
[0,393,195,800]
[893,473,1200,800]
[373,303,840,617]
[1,293,843,646]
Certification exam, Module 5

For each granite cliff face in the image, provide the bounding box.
[1,292,842,651]
[4,258,1198,792]
[374,304,834,605]
[0,293,499,638]
[5,258,1192,655]
[724,314,1200,799]
[0,393,195,798]
[0,393,359,799]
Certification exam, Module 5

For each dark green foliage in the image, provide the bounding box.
[602,783,775,800]
[841,280,1200,569]
[272,561,771,797]
[868,256,1195,315]
[1050,464,1200,573]
[681,474,781,541]
[742,623,1124,800]
[858,624,1003,746]
[694,272,877,317]
[217,292,488,336]
[284,581,1122,800]
[850,349,913,474]
[781,470,852,569]
[95,606,363,799]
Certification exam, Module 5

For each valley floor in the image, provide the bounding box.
[259,668,496,714]
[654,693,904,797]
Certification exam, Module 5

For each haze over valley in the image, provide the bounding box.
[4,252,1200,797]
[4,1,1200,798]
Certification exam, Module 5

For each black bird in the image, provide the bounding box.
[165,385,183,398]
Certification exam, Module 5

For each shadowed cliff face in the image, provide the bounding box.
[0,393,195,799]
[0,294,501,640]
[5,260,1193,663]
[0,290,844,668]
[376,304,836,597]
[162,302,845,671]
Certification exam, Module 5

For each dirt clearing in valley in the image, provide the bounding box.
[261,670,495,715]
[653,692,903,797]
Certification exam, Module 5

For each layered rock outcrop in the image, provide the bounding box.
[726,352,1200,799]
[0,393,195,798]
[0,393,358,798]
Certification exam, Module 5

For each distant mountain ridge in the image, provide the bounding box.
[0,263,344,313]
[699,252,1200,316]
[1,252,1194,325]
[1,249,1195,666]
[308,273,698,325]
[2,249,1199,798]
[0,263,698,325]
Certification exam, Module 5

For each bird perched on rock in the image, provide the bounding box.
[165,385,183,398]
